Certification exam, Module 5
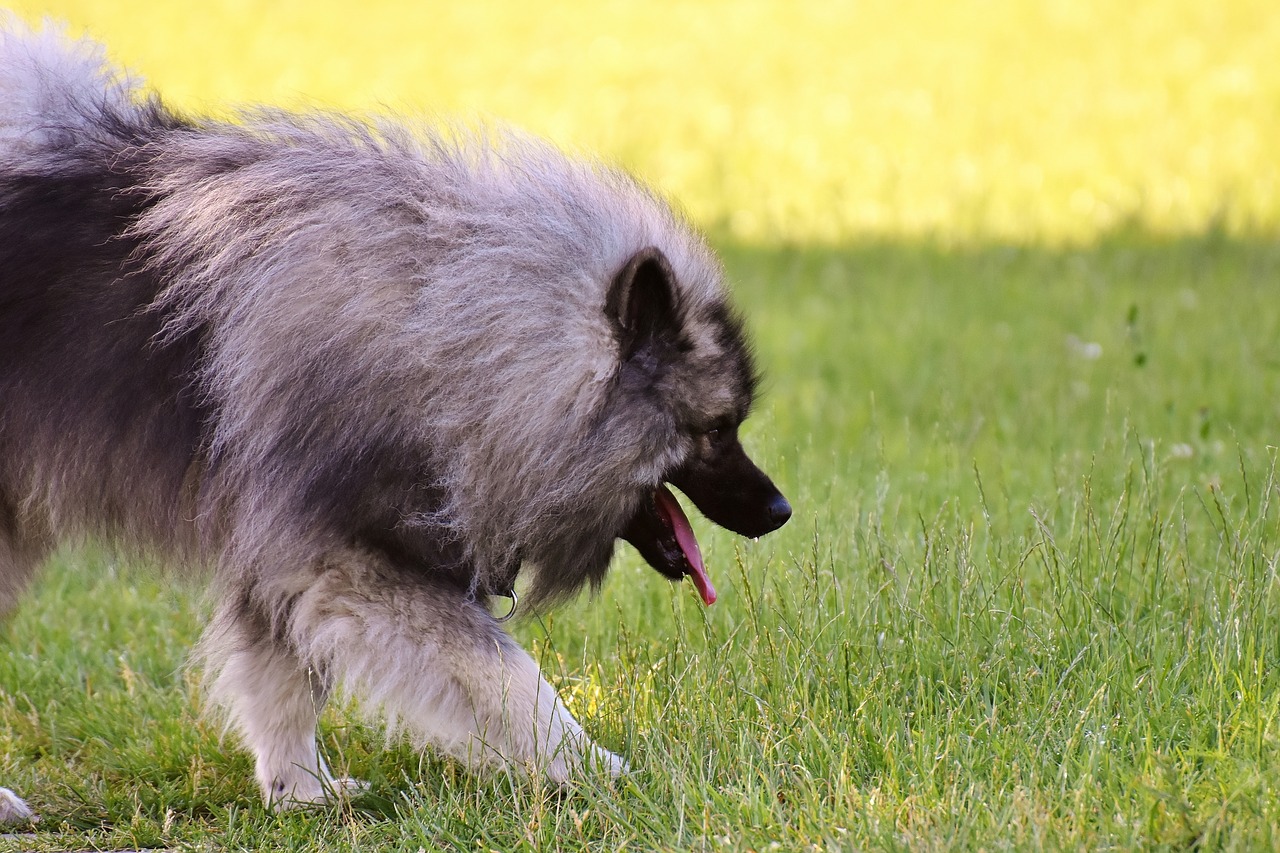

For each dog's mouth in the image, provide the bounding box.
[620,485,716,605]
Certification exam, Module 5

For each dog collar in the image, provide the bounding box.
[491,590,519,623]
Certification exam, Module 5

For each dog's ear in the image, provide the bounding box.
[607,247,681,365]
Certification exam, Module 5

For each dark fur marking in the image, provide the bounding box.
[0,151,210,550]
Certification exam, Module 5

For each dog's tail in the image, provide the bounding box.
[0,14,143,155]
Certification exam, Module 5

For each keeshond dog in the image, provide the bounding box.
[0,19,790,821]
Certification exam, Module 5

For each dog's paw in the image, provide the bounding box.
[591,745,630,778]
[0,787,36,825]
[545,741,629,784]
[270,776,370,812]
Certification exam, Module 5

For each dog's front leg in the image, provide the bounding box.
[199,600,364,809]
[452,626,629,781]
[289,562,627,782]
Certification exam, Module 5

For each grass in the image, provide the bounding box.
[6,236,1280,851]
[4,1,1280,850]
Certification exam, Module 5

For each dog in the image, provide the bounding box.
[0,18,790,820]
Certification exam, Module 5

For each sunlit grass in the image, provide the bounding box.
[10,0,1280,243]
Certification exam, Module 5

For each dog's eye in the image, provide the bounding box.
[702,424,732,448]
[695,421,733,451]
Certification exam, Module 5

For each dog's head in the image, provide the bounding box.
[604,247,790,604]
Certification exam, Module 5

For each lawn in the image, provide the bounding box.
[4,1,1280,850]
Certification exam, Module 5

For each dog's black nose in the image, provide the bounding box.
[767,494,792,528]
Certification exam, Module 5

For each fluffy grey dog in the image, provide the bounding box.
[0,19,790,820]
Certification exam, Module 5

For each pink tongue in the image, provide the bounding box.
[653,485,716,605]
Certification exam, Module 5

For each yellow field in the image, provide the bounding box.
[10,0,1280,242]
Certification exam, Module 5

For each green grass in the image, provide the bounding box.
[5,1,1280,850]
[6,235,1280,850]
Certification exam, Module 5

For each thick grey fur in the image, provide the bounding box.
[0,18,763,816]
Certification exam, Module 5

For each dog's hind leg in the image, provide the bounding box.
[289,558,627,783]
[0,496,50,823]
[0,493,51,617]
[0,553,38,821]
[0,786,35,825]
[199,598,364,810]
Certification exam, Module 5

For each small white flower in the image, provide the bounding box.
[1066,334,1103,359]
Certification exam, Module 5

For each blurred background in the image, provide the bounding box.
[10,0,1279,245]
